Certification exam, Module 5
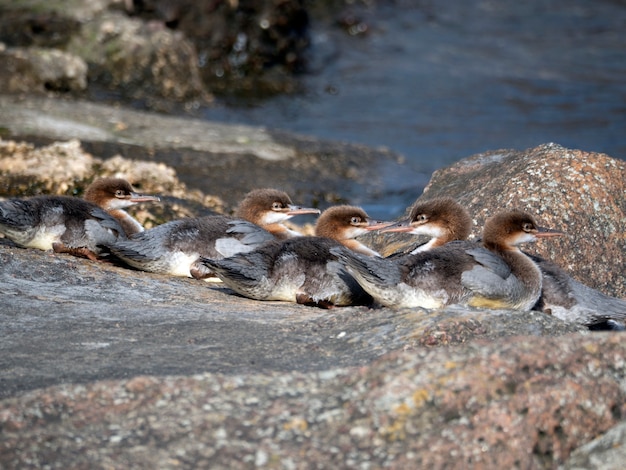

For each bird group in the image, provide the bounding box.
[1,178,624,330]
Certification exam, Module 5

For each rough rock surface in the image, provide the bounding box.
[1,134,626,467]
[366,143,626,298]
[67,10,210,103]
[0,310,623,469]
[126,0,311,96]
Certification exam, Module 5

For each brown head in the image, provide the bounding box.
[315,205,389,241]
[83,178,160,211]
[235,188,320,226]
[383,197,472,247]
[482,210,563,251]
[315,205,387,256]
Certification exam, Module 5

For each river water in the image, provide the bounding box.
[200,0,626,218]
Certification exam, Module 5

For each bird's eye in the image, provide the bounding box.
[523,222,534,232]
[351,217,361,224]
[272,202,283,210]
[115,190,125,197]
[417,214,428,223]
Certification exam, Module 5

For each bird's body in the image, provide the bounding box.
[110,216,275,278]
[333,211,562,310]
[530,255,626,329]
[200,205,390,307]
[108,188,319,278]
[0,178,159,260]
[380,198,625,328]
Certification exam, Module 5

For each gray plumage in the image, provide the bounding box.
[460,247,534,308]
[108,215,275,278]
[0,196,125,256]
[332,211,555,311]
[530,255,626,329]
[201,237,373,308]
[332,241,516,309]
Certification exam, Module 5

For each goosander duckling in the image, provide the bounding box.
[0,178,158,260]
[528,255,626,330]
[83,177,160,236]
[385,199,625,328]
[315,205,388,256]
[235,188,320,239]
[199,205,391,308]
[332,210,563,310]
[382,197,472,254]
[108,189,319,279]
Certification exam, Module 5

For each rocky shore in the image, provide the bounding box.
[1,0,625,468]
[1,112,625,467]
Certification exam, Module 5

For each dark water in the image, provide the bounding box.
[201,0,626,218]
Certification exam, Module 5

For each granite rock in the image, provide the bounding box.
[0,318,623,469]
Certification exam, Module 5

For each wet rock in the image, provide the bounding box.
[0,1,210,103]
[366,143,626,298]
[0,0,317,101]
[127,0,310,96]
[67,10,211,103]
[0,5,82,48]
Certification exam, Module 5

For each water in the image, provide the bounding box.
[200,0,626,218]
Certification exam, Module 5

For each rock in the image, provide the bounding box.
[127,0,311,96]
[366,144,626,298]
[0,137,223,226]
[0,139,96,194]
[0,0,212,103]
[0,304,623,469]
[0,94,408,212]
[0,46,87,93]
[0,4,83,47]
[0,1,210,104]
[67,10,211,103]
[562,421,626,469]
[0,0,317,101]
